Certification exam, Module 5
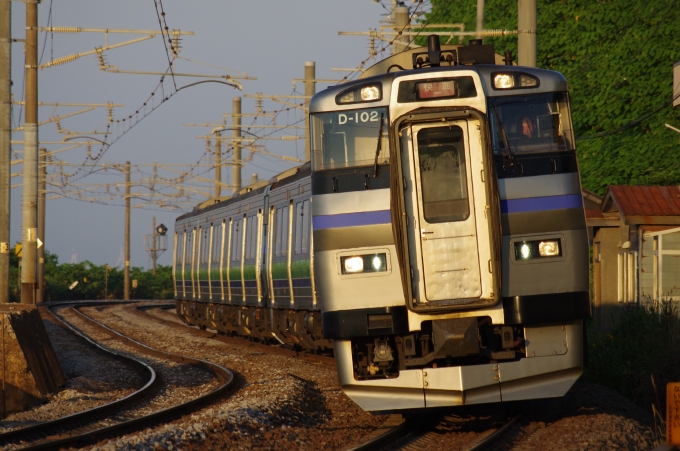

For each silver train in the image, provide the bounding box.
[174,36,590,413]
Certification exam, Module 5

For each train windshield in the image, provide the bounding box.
[488,92,574,154]
[311,107,389,171]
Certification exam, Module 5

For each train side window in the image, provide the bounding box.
[245,215,258,260]
[211,225,221,263]
[302,199,310,254]
[282,205,289,255]
[186,232,193,266]
[203,227,211,264]
[175,232,183,264]
[275,208,282,257]
[294,201,303,255]
[232,219,242,262]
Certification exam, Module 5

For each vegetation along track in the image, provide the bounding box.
[0,301,235,451]
[346,410,521,451]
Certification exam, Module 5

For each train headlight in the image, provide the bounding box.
[361,86,381,101]
[538,240,561,257]
[343,256,364,274]
[514,239,562,260]
[340,253,388,275]
[336,83,382,104]
[494,74,515,89]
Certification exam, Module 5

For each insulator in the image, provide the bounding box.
[51,27,81,34]
[42,53,79,68]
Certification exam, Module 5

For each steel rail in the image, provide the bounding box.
[463,413,521,451]
[0,304,158,446]
[1,301,236,451]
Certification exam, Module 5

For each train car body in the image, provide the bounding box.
[309,38,590,412]
[174,37,590,414]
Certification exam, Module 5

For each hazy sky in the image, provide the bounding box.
[9,1,423,268]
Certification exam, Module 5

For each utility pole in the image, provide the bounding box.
[518,0,537,67]
[303,62,315,162]
[21,0,38,304]
[214,131,221,198]
[37,148,46,303]
[392,6,410,54]
[124,161,130,300]
[0,0,11,304]
[232,97,241,193]
[476,0,485,39]
[151,216,156,275]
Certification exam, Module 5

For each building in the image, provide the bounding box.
[586,185,680,329]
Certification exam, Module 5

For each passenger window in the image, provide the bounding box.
[232,219,242,262]
[277,205,289,257]
[302,200,310,254]
[175,233,183,265]
[246,215,258,260]
[211,225,222,263]
[417,126,470,223]
[295,202,303,255]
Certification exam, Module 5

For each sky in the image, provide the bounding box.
[9,0,427,269]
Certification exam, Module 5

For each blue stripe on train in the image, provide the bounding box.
[501,194,582,214]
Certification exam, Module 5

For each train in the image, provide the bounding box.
[174,35,591,413]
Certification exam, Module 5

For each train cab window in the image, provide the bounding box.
[310,107,389,171]
[417,126,470,223]
[489,92,574,154]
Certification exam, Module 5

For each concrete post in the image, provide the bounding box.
[124,161,130,300]
[21,0,38,304]
[392,6,410,54]
[518,0,537,67]
[232,97,241,194]
[0,0,11,303]
[304,62,315,162]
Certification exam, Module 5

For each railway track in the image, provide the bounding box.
[0,302,236,450]
[347,410,521,451]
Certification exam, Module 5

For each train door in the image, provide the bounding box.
[402,121,484,304]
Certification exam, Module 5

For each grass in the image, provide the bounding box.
[584,299,680,443]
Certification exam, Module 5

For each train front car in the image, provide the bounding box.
[310,38,590,413]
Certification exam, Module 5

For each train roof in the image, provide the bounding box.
[309,44,567,114]
[176,162,311,223]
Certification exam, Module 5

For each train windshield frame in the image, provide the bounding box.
[488,92,574,155]
[310,107,389,171]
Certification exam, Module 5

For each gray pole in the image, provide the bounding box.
[476,0,485,39]
[214,132,221,198]
[303,61,315,162]
[0,0,11,304]
[37,148,46,303]
[151,216,156,276]
[518,0,537,67]
[124,161,130,300]
[393,6,410,54]
[232,97,241,194]
[21,0,38,304]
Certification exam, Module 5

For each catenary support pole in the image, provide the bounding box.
[518,0,537,67]
[214,131,221,198]
[232,97,241,193]
[0,0,11,303]
[21,0,38,304]
[124,161,130,300]
[303,62,315,162]
[393,6,410,54]
[476,0,485,39]
[151,216,156,276]
[37,148,46,303]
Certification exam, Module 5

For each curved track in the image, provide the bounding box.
[0,302,236,451]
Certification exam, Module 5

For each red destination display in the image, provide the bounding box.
[416,80,456,99]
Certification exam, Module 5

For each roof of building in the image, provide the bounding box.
[598,185,680,225]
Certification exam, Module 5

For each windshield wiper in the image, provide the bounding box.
[373,112,385,179]
[492,103,518,172]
